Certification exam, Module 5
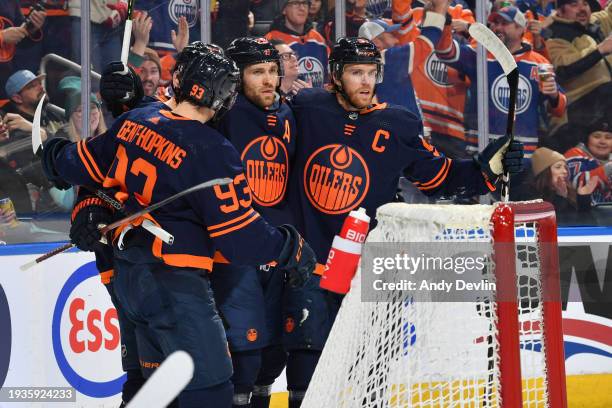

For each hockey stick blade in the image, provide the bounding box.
[126,350,194,408]
[468,23,517,76]
[31,94,46,156]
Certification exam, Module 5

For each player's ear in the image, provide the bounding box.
[172,73,180,90]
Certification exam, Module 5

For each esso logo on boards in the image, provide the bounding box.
[52,262,125,398]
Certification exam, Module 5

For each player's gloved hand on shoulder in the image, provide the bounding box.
[100,61,144,117]
[40,137,72,190]
[70,196,116,252]
[475,135,524,183]
[277,224,316,288]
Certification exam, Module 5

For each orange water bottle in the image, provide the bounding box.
[320,207,370,294]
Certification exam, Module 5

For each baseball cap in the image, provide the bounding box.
[359,19,401,40]
[488,6,527,28]
[5,70,46,97]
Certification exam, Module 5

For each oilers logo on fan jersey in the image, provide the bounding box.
[168,0,199,27]
[491,73,532,115]
[298,56,325,88]
[424,53,452,88]
[241,135,290,206]
[304,144,370,215]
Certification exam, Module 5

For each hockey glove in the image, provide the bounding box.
[40,137,72,190]
[277,224,316,288]
[100,61,144,117]
[475,135,524,183]
[70,196,116,252]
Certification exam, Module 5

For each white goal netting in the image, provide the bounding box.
[303,202,559,408]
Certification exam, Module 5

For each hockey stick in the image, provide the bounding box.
[468,23,519,203]
[19,177,232,270]
[468,23,519,407]
[126,350,194,408]
[120,0,136,67]
[31,93,45,156]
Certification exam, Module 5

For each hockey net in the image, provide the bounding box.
[302,201,567,408]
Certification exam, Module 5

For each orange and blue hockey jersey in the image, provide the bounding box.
[436,38,567,157]
[392,0,475,45]
[52,103,287,270]
[288,88,495,262]
[265,18,329,88]
[565,144,612,204]
[378,13,470,145]
[215,94,297,226]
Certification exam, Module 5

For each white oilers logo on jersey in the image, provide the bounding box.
[425,54,451,87]
[168,0,199,27]
[298,56,325,88]
[491,73,531,115]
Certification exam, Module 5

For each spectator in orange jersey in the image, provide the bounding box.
[391,0,475,45]
[436,5,566,158]
[265,0,330,88]
[0,0,45,102]
[361,8,471,158]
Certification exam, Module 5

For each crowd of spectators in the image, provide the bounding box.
[0,0,610,243]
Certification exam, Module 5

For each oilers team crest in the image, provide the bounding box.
[425,54,451,87]
[304,144,370,215]
[298,56,325,88]
[491,73,532,115]
[168,0,199,27]
[241,136,289,206]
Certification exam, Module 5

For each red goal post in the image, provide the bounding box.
[302,201,567,408]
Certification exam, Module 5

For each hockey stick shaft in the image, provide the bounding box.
[120,0,136,66]
[501,70,519,202]
[468,23,519,203]
[19,177,232,270]
[100,177,232,234]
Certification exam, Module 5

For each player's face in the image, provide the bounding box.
[284,0,309,27]
[558,0,591,26]
[338,64,378,109]
[243,61,279,108]
[587,131,612,161]
[139,60,161,97]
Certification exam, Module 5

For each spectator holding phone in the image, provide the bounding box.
[0,0,46,101]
